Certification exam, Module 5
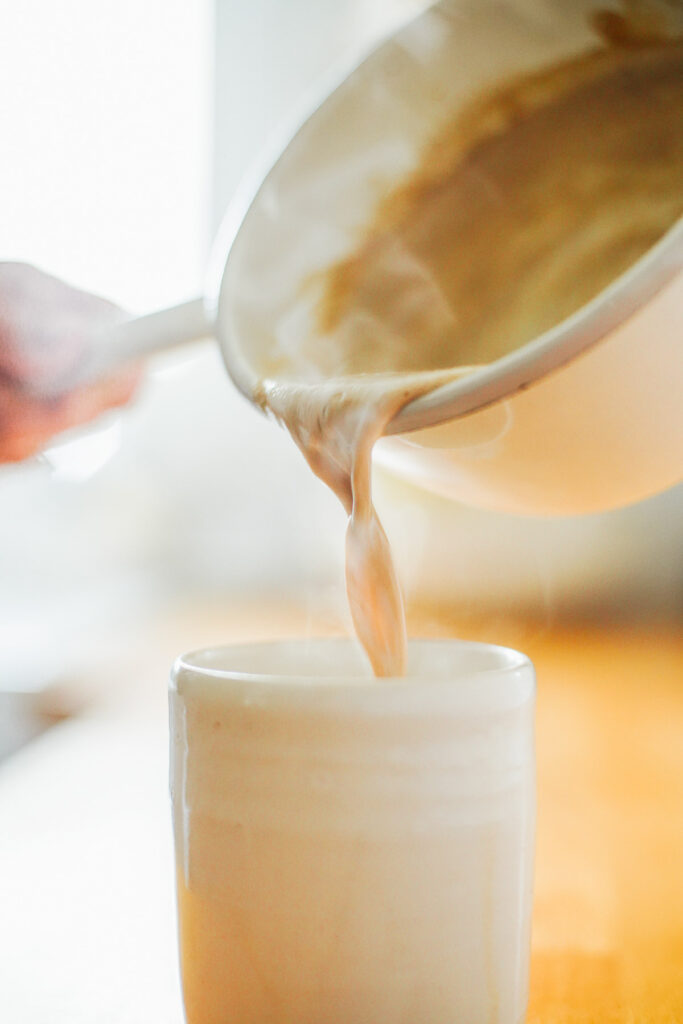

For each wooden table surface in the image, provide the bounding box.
[0,604,681,1022]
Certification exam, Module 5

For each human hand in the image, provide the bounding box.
[0,263,141,463]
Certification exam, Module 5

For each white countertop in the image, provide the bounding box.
[0,704,183,1023]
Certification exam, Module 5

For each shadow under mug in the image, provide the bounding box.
[170,638,536,1024]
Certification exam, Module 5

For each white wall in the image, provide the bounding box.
[0,0,213,676]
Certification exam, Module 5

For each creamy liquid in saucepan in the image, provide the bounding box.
[255,33,683,677]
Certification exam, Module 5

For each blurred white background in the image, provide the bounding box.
[0,0,680,719]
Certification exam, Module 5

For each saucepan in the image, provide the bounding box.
[69,0,683,516]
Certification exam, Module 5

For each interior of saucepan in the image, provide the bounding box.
[214,0,683,407]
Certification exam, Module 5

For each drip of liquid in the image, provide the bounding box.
[261,369,470,676]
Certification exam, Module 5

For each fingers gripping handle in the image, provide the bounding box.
[29,297,213,398]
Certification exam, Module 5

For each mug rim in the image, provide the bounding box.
[170,637,535,713]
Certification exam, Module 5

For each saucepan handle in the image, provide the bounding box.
[83,297,212,382]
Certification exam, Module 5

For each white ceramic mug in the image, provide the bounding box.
[170,638,536,1024]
